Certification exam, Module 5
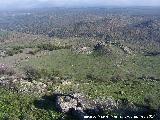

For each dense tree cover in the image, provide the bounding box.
[0,7,160,53]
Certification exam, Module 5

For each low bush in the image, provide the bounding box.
[93,43,111,56]
[27,49,41,55]
[12,46,25,50]
[23,66,62,82]
[86,73,106,83]
[111,74,124,83]
[37,43,71,51]
[6,48,23,56]
[39,68,62,80]
[144,95,158,109]
[23,66,41,81]
[86,74,98,80]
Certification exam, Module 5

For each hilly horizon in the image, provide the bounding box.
[1,0,160,10]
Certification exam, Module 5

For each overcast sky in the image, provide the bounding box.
[0,0,160,10]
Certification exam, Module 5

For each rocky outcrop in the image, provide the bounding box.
[120,45,132,55]
[72,46,93,54]
[55,93,89,112]
[18,80,47,94]
[55,93,117,120]
[0,75,47,94]
[0,75,17,90]
[0,50,6,57]
[0,64,15,76]
[55,93,87,120]
[54,93,156,119]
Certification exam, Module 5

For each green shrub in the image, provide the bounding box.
[37,44,60,51]
[144,95,157,108]
[39,68,62,80]
[50,69,61,77]
[86,73,105,83]
[111,74,123,83]
[6,49,15,56]
[37,43,71,51]
[6,47,23,56]
[23,66,41,81]
[93,44,111,56]
[86,74,97,80]
[27,49,40,55]
[12,46,25,51]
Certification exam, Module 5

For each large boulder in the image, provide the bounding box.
[56,94,78,113]
[55,93,93,119]
[0,50,6,57]
[55,93,89,112]
[72,46,93,54]
[120,46,132,55]
[55,93,118,120]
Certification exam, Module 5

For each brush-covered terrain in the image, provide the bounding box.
[0,7,160,119]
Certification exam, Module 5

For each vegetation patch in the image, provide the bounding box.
[37,43,71,51]
[5,46,24,56]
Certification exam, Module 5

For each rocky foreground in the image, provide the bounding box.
[0,73,160,120]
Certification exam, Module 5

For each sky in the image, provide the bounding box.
[0,0,160,10]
